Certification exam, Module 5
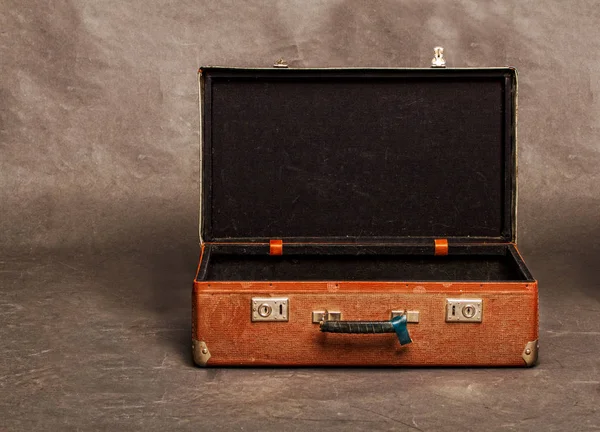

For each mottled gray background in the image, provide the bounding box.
[1,1,598,431]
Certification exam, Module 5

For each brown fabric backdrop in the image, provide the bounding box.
[1,2,599,430]
[2,0,599,258]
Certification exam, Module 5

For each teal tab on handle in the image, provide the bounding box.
[391,315,412,345]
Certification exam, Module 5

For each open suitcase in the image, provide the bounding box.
[192,49,538,367]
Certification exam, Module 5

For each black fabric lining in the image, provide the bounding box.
[202,68,515,243]
[199,244,530,282]
[206,242,509,256]
[202,254,526,282]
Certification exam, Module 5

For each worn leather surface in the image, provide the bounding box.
[1,0,598,258]
[193,281,538,366]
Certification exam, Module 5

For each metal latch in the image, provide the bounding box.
[431,46,446,68]
[313,310,419,323]
[312,311,342,323]
[273,58,289,68]
[391,310,420,323]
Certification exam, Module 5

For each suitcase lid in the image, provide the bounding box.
[199,66,517,245]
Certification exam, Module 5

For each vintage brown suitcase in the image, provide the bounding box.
[192,51,539,367]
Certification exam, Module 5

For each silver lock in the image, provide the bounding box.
[462,304,477,319]
[257,303,272,318]
[251,298,289,322]
[445,299,483,322]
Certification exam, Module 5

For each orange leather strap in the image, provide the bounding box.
[434,239,449,256]
[269,239,283,255]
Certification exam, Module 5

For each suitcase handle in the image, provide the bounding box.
[319,315,412,345]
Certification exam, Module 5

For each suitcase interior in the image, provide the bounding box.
[197,244,533,282]
[198,68,534,283]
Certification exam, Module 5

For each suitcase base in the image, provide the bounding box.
[192,281,538,367]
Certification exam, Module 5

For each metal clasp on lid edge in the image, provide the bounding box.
[431,46,446,68]
[273,58,289,68]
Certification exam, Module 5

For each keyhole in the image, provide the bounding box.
[462,304,476,319]
[452,305,456,316]
[258,304,272,317]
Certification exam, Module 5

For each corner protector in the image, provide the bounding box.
[192,339,211,366]
[522,339,538,367]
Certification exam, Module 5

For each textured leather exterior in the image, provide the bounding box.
[192,280,538,366]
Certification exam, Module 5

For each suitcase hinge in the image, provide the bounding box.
[434,238,449,256]
[269,239,283,255]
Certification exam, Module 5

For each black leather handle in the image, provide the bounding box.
[320,320,395,334]
[319,315,412,345]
